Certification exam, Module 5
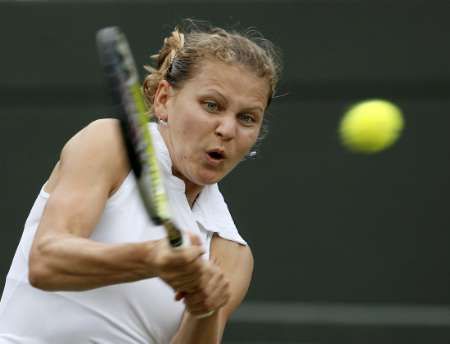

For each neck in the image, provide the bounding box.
[171,166,202,207]
[157,123,203,207]
[184,181,203,208]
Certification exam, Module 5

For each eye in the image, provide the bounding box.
[238,113,257,126]
[203,100,220,113]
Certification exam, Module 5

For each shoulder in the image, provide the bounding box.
[62,118,123,157]
[196,184,247,245]
[211,235,253,268]
[58,118,129,193]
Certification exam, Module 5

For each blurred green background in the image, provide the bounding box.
[1,1,450,343]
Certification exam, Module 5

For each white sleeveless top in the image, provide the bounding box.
[0,123,246,344]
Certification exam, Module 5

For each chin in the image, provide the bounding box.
[196,171,224,186]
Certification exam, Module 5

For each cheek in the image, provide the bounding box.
[174,105,206,136]
[170,112,195,143]
[240,130,259,150]
[172,121,202,161]
[231,133,258,163]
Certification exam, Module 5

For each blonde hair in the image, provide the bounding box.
[142,20,282,109]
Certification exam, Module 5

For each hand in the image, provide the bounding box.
[150,232,231,316]
[150,232,205,294]
[172,235,231,317]
[176,259,231,317]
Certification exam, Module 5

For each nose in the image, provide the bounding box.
[215,115,237,141]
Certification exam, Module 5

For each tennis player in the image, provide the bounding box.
[0,21,281,343]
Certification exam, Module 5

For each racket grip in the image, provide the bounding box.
[163,221,188,248]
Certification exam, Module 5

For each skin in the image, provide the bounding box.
[28,59,269,343]
[155,59,268,342]
[154,59,269,205]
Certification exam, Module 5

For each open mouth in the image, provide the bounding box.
[207,150,225,161]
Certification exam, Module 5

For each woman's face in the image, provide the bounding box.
[154,59,269,189]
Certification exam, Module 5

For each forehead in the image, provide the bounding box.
[184,59,270,107]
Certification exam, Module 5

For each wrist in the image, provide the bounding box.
[135,240,161,278]
[186,308,221,323]
[171,310,222,344]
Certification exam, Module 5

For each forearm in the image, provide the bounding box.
[171,311,224,344]
[29,234,155,291]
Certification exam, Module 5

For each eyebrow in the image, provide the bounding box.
[203,89,265,114]
[203,89,228,104]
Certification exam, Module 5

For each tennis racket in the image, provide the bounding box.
[96,27,184,248]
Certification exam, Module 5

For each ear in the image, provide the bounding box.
[152,80,172,122]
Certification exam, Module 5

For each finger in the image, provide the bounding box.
[185,301,212,316]
[162,258,204,284]
[184,274,229,311]
[207,279,230,309]
[175,291,186,301]
[170,273,203,293]
[184,295,220,316]
[172,262,220,294]
[164,247,204,269]
[187,232,202,247]
[183,290,206,306]
[183,287,216,311]
[177,263,219,302]
[175,282,201,294]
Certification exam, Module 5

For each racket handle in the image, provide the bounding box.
[163,221,186,248]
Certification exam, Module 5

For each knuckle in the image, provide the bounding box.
[181,251,192,263]
[157,255,169,268]
[185,286,196,293]
[197,289,207,299]
[189,308,201,316]
[160,272,172,282]
[202,298,212,310]
[183,298,193,307]
[197,259,207,270]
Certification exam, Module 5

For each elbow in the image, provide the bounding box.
[28,249,53,291]
[28,266,46,290]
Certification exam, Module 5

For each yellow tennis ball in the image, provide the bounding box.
[339,99,404,153]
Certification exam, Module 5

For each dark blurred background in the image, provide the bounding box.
[1,1,450,343]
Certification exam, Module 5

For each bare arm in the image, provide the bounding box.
[29,119,203,291]
[171,234,254,344]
